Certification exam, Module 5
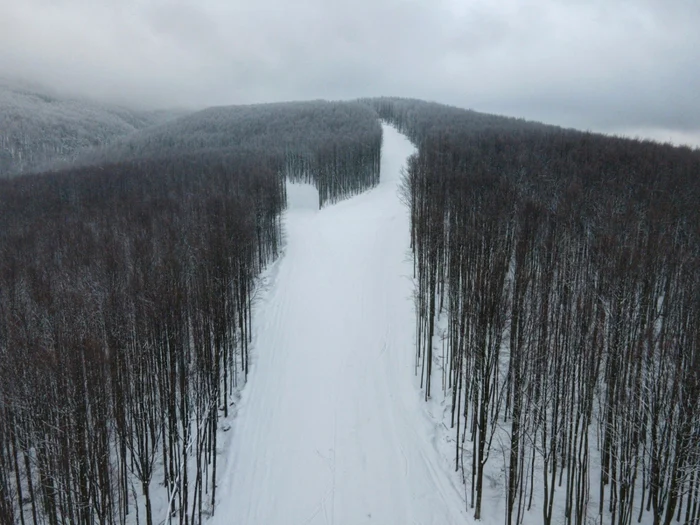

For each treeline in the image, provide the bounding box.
[0,102,381,524]
[367,98,700,525]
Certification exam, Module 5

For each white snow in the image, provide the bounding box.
[284,179,319,211]
[210,125,469,525]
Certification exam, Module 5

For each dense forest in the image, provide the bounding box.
[367,97,700,525]
[0,101,381,524]
[1,92,698,525]
[0,80,182,178]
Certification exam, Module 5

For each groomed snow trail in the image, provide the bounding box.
[212,125,468,525]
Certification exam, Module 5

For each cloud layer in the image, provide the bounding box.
[1,0,698,144]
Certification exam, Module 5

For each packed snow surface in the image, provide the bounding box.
[212,125,468,525]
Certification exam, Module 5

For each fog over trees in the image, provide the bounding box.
[0,80,183,178]
[368,97,700,525]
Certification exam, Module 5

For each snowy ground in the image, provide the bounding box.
[210,125,469,525]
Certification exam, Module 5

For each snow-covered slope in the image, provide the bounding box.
[210,125,468,524]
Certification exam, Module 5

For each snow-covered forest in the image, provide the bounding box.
[0,94,698,525]
[0,100,381,524]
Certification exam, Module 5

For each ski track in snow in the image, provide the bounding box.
[211,125,469,525]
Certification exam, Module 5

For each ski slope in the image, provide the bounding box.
[212,125,468,525]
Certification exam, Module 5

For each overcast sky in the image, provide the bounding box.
[1,0,699,146]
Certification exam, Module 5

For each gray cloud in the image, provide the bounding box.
[1,0,698,145]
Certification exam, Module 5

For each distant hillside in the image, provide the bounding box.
[0,79,185,177]
[71,100,383,206]
[74,100,378,162]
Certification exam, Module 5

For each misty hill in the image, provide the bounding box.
[76,100,379,160]
[0,79,184,177]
